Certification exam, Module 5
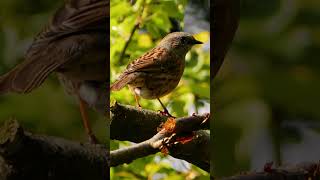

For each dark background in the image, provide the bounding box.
[213,0,320,177]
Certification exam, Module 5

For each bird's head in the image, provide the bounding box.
[158,32,203,55]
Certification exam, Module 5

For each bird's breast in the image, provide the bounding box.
[132,61,184,99]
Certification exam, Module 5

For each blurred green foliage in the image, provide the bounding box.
[0,0,106,143]
[0,0,210,178]
[213,0,320,177]
[110,0,210,179]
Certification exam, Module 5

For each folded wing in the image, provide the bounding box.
[0,0,108,94]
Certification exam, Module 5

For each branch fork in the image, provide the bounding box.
[110,103,210,171]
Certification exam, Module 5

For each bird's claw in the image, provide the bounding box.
[158,109,175,118]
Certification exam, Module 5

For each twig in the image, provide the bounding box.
[118,1,146,64]
[118,23,140,64]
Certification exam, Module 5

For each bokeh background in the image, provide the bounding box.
[110,0,210,179]
[0,1,106,144]
[213,0,320,177]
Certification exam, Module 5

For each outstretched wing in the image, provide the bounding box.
[0,0,109,94]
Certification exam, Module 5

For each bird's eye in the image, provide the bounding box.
[181,37,187,44]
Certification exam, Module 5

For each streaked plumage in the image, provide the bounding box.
[0,0,108,95]
[0,0,109,143]
[111,32,202,116]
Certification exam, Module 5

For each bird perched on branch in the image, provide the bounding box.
[0,0,109,143]
[111,32,202,117]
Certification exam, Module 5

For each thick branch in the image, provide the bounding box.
[110,103,210,172]
[110,103,167,142]
[0,119,109,180]
[110,103,209,141]
[111,130,209,170]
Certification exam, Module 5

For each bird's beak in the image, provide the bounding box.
[192,39,203,44]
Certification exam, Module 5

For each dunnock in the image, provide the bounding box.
[0,0,109,143]
[111,32,202,117]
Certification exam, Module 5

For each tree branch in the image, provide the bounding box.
[118,1,146,64]
[110,103,210,172]
[221,162,320,180]
[118,22,140,64]
[110,103,167,142]
[0,119,109,180]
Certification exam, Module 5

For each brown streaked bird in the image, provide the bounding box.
[0,0,109,143]
[110,32,202,117]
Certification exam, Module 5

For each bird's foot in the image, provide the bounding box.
[158,109,175,118]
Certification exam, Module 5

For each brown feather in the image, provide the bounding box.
[124,47,168,74]
[0,0,108,94]
[110,47,170,91]
[110,73,134,91]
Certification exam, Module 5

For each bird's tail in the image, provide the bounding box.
[0,64,33,95]
[110,74,133,91]
[0,58,59,95]
[0,70,15,95]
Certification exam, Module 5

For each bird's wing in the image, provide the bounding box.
[35,0,108,42]
[124,47,170,74]
[110,47,171,91]
[0,0,108,94]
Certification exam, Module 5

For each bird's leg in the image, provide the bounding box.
[129,86,142,110]
[157,98,175,118]
[78,96,99,144]
[134,93,142,109]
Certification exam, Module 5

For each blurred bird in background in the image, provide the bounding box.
[0,0,109,143]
